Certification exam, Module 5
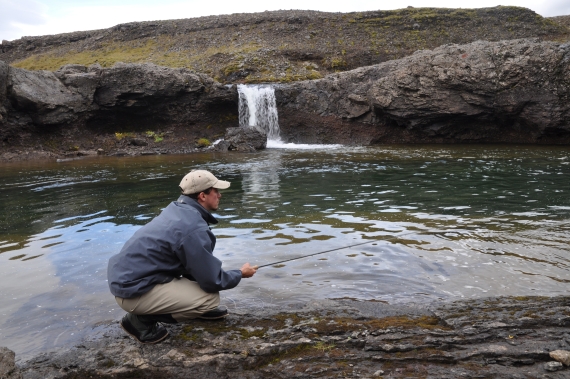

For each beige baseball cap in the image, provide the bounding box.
[179,170,230,195]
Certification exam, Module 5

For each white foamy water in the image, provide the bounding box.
[266,140,343,150]
[237,84,280,141]
[237,84,344,150]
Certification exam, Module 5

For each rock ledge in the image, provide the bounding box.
[12,296,570,379]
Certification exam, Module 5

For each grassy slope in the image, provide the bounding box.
[6,6,570,84]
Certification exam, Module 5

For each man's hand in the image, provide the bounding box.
[240,263,258,278]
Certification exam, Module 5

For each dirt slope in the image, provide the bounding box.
[1,6,568,84]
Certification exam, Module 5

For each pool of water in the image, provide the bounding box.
[1,145,569,360]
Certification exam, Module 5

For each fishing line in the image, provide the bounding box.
[255,231,418,268]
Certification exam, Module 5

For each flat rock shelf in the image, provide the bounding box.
[8,296,570,379]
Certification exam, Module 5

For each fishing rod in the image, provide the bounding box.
[255,231,417,268]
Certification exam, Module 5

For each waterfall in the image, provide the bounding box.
[237,84,280,141]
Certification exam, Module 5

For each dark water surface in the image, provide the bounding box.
[1,145,569,360]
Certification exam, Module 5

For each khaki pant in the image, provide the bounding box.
[115,277,220,322]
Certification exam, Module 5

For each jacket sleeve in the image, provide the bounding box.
[176,227,242,293]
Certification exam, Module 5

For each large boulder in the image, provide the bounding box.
[215,127,267,152]
[550,350,570,366]
[276,39,570,144]
[9,64,87,125]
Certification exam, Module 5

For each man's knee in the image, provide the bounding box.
[171,292,220,322]
[115,296,140,313]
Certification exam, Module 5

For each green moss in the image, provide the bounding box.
[510,296,549,302]
[13,38,262,73]
[522,311,540,318]
[143,130,164,142]
[14,39,166,70]
[43,139,60,150]
[185,333,202,342]
[114,132,135,140]
[196,138,211,147]
[239,328,266,339]
[244,343,312,369]
[313,342,335,352]
[329,57,347,70]
[312,315,448,334]
[222,62,243,76]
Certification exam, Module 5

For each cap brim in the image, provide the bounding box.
[213,180,230,189]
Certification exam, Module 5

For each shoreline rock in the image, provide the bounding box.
[10,296,570,378]
[0,347,22,379]
[213,127,268,152]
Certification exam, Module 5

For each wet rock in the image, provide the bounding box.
[544,361,564,371]
[13,296,570,379]
[110,150,129,157]
[215,127,267,152]
[550,350,570,366]
[129,138,148,146]
[0,347,22,379]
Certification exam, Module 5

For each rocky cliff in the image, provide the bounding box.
[276,38,570,144]
[1,7,568,84]
[1,38,570,161]
[0,61,238,160]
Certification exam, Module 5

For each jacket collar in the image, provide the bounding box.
[177,195,219,225]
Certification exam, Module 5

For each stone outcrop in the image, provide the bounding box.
[276,38,570,144]
[0,61,238,154]
[16,296,570,379]
[214,127,267,152]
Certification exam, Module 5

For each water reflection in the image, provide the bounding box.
[243,155,282,196]
[0,146,569,360]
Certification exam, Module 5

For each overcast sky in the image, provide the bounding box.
[1,0,569,42]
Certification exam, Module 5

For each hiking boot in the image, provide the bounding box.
[120,313,169,344]
[146,314,178,324]
[198,305,228,320]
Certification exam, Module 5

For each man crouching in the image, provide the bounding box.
[107,169,257,344]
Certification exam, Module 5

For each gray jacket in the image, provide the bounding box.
[107,195,242,298]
